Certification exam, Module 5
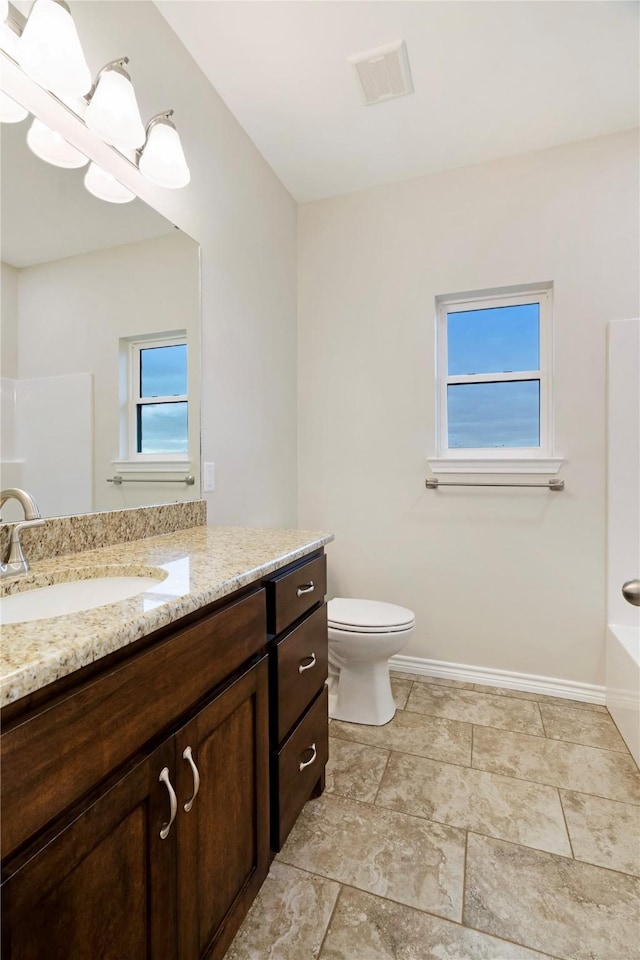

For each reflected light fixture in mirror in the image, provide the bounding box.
[84,161,135,204]
[17,0,91,98]
[0,90,28,121]
[85,58,145,151]
[138,111,190,189]
[26,116,88,168]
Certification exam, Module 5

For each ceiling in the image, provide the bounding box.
[157,0,639,203]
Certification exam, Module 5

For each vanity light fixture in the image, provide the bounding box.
[85,57,145,151]
[26,116,88,168]
[18,0,91,99]
[138,110,190,189]
[0,90,28,122]
[84,161,135,204]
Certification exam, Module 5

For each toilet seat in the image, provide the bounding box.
[327,598,415,634]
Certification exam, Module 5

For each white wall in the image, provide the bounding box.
[63,1,298,528]
[15,232,199,514]
[1,261,19,379]
[298,130,639,688]
[1,264,21,498]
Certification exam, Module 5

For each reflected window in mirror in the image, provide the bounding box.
[123,332,189,460]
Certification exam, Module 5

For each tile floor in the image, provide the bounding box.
[227,675,640,960]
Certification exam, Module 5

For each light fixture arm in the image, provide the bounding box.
[137,109,175,155]
[86,57,131,102]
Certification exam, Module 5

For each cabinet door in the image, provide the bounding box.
[175,656,270,960]
[1,740,177,960]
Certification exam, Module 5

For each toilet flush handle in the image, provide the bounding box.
[296,581,315,597]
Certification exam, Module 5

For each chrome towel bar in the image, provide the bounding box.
[107,475,195,485]
[426,478,564,491]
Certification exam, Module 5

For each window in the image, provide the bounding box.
[431,285,561,474]
[127,333,188,460]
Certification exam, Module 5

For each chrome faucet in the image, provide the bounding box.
[0,488,45,579]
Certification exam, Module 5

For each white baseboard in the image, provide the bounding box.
[389,654,606,705]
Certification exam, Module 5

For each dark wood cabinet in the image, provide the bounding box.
[2,739,177,960]
[1,590,269,960]
[175,658,269,960]
[1,548,329,959]
[265,552,329,851]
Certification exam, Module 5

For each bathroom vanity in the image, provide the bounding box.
[0,521,332,960]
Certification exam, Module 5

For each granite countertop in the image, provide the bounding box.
[0,526,333,708]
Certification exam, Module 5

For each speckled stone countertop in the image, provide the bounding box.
[0,526,333,708]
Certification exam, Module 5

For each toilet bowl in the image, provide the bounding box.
[327,598,415,726]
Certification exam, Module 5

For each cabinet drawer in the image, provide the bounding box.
[273,685,329,850]
[274,604,328,744]
[1,589,266,861]
[266,554,327,635]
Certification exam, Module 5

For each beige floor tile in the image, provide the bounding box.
[277,793,466,921]
[390,677,412,710]
[319,886,557,960]
[375,752,571,856]
[326,738,389,803]
[330,708,472,766]
[464,833,640,960]
[560,790,640,876]
[473,726,640,805]
[406,683,545,736]
[472,684,608,712]
[539,702,629,752]
[226,861,340,960]
[390,671,474,690]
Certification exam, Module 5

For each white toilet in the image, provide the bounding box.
[327,598,415,726]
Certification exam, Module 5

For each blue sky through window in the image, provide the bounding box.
[140,344,187,398]
[446,303,540,448]
[138,343,188,453]
[138,402,188,453]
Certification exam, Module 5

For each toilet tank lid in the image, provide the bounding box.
[327,598,415,630]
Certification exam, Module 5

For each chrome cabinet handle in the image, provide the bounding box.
[296,581,315,597]
[182,745,200,812]
[622,579,640,607]
[299,742,317,772]
[159,767,177,839]
[298,653,317,674]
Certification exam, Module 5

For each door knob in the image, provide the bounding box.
[622,580,640,607]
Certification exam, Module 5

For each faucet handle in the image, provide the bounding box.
[4,518,45,572]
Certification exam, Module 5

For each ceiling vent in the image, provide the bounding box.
[348,40,413,106]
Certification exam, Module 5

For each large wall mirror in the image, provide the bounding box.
[0,99,201,522]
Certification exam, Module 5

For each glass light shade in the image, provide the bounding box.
[84,162,135,204]
[18,0,91,98]
[1,0,9,22]
[26,117,88,168]
[139,121,190,189]
[85,67,145,150]
[0,91,29,123]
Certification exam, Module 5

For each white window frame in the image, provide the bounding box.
[429,284,563,475]
[127,333,189,463]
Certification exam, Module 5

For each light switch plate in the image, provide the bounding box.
[203,462,215,492]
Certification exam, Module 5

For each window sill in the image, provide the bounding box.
[427,456,565,476]
[111,459,192,474]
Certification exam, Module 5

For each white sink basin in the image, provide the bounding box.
[1,573,167,624]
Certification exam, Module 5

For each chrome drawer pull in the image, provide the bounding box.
[182,746,200,812]
[296,581,315,597]
[298,652,317,674]
[159,767,177,839]
[299,742,317,772]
